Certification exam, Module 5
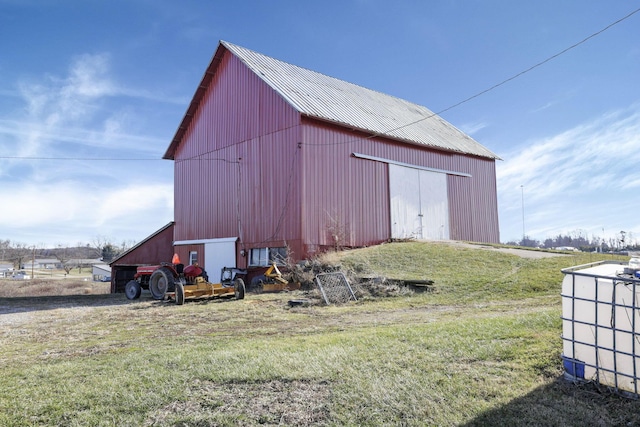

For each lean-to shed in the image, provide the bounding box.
[109,222,175,293]
[163,41,500,272]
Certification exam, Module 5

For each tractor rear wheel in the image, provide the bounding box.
[175,282,185,305]
[234,278,246,300]
[149,267,174,300]
[125,280,141,300]
[251,275,266,293]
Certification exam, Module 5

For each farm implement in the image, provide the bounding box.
[250,262,300,292]
[125,256,245,304]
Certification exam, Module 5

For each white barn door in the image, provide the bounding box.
[389,164,449,240]
[204,238,237,283]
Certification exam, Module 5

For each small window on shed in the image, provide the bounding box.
[189,251,198,265]
[249,247,287,267]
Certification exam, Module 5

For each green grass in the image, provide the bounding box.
[337,241,623,302]
[0,242,637,426]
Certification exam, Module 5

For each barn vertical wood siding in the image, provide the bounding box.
[109,222,175,293]
[300,120,499,255]
[172,51,304,262]
[169,45,499,264]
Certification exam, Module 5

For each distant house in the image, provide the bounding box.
[114,41,501,291]
[0,263,13,278]
[22,258,102,270]
[555,246,580,252]
[22,259,61,270]
[92,264,111,282]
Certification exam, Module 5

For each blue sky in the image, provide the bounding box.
[1,1,639,248]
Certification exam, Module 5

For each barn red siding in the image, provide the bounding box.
[110,222,175,266]
[300,121,389,254]
[172,51,304,265]
[169,46,499,264]
[172,244,204,269]
[448,159,500,243]
[300,119,500,254]
[109,222,175,293]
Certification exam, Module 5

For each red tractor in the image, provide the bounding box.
[125,258,246,305]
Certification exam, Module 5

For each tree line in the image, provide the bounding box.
[507,230,639,252]
[0,238,134,271]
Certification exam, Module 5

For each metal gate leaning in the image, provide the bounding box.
[315,272,357,305]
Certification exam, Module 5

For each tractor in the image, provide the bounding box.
[125,257,246,305]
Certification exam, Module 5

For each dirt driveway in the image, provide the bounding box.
[444,241,570,259]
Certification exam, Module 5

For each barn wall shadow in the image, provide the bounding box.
[460,376,640,427]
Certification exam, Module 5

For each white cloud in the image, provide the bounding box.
[7,53,178,159]
[0,180,173,246]
[65,53,118,98]
[0,119,165,153]
[497,104,640,242]
[0,53,176,247]
[459,120,488,135]
[96,184,173,225]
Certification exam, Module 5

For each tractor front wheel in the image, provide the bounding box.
[175,282,185,305]
[149,267,174,300]
[234,278,246,300]
[125,280,141,300]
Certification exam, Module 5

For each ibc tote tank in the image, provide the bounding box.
[561,261,640,397]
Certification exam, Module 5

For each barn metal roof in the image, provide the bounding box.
[221,41,499,160]
[164,41,499,160]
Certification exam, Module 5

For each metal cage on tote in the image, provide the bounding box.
[561,261,640,398]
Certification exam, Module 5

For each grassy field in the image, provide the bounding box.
[0,241,638,426]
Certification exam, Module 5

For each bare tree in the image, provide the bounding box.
[53,245,77,274]
[6,242,32,270]
[325,211,350,251]
[91,236,133,262]
[118,239,135,255]
[92,235,110,258]
[0,239,10,262]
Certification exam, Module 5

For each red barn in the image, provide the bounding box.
[160,41,499,277]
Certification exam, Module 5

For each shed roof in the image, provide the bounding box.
[109,221,175,266]
[92,264,110,273]
[164,41,499,160]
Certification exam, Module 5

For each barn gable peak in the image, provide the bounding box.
[164,40,499,160]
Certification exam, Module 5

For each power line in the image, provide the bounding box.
[0,156,164,161]
[403,6,640,131]
[305,6,640,145]
[3,7,639,159]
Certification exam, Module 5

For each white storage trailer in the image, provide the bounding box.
[561,261,640,397]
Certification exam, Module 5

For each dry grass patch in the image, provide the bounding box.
[0,242,637,426]
[0,278,109,297]
[147,379,331,426]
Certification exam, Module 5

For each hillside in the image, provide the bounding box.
[0,241,637,426]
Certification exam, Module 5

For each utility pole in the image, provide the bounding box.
[520,185,525,244]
